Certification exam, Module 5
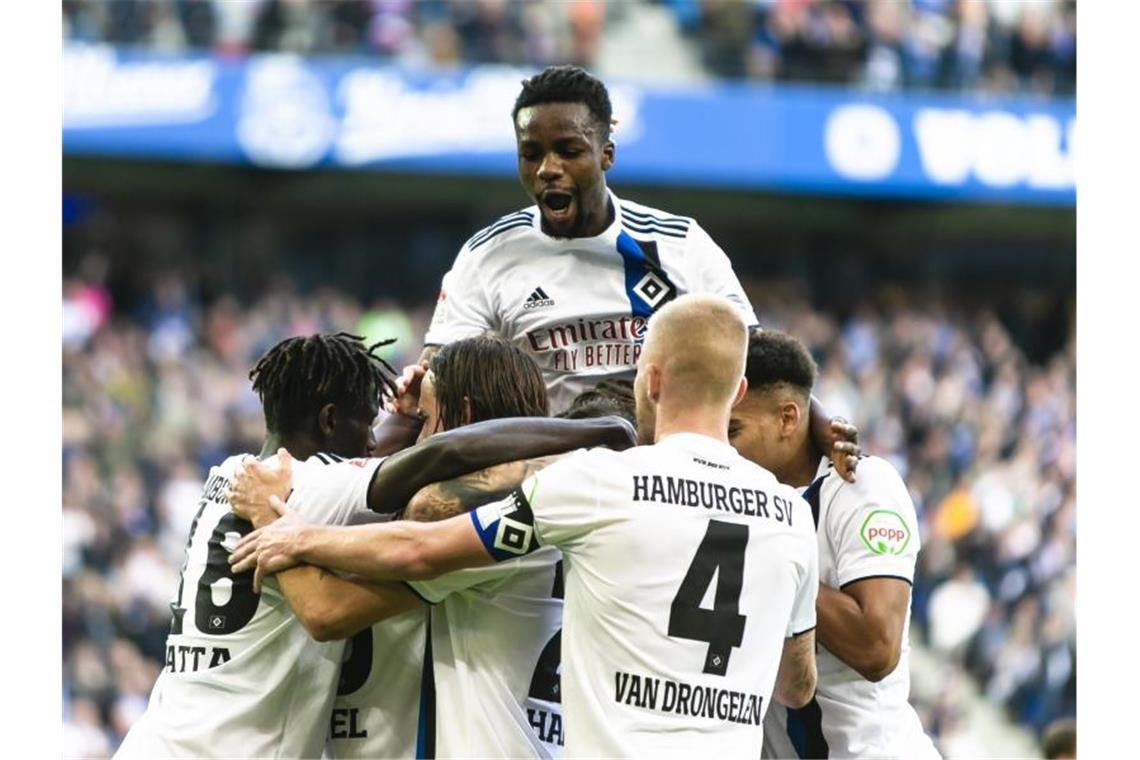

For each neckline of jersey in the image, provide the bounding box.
[655,431,738,456]
[530,187,624,245]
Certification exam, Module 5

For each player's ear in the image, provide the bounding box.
[601,139,615,171]
[646,364,662,402]
[731,377,748,408]
[779,400,801,439]
[317,402,337,438]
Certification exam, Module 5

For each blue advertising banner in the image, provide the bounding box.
[63,45,1075,206]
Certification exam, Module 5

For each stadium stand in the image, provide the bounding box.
[63,0,1075,94]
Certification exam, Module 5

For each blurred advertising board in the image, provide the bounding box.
[63,44,1074,206]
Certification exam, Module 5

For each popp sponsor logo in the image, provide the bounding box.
[859,509,911,556]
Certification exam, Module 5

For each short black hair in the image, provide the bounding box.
[744,329,818,396]
[249,332,398,434]
[557,378,636,425]
[512,65,613,140]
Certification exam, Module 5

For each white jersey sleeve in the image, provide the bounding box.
[424,240,497,346]
[825,457,921,588]
[685,221,759,328]
[787,539,819,637]
[287,455,384,527]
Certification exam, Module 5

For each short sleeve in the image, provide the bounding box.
[827,458,921,589]
[787,531,819,637]
[686,221,759,327]
[423,243,496,345]
[467,450,600,562]
[287,456,384,527]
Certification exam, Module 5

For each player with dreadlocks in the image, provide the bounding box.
[116,332,636,760]
[405,64,861,478]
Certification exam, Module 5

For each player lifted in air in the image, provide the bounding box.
[230,295,820,757]
[115,333,633,759]
[409,64,859,485]
[726,330,939,760]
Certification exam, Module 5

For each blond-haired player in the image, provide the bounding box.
[229,295,820,757]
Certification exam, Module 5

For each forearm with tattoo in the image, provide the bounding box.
[404,456,561,523]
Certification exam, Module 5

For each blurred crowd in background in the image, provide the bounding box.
[62,251,1075,757]
[62,0,1076,95]
[60,1,1076,755]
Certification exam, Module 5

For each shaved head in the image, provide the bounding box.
[634,295,749,443]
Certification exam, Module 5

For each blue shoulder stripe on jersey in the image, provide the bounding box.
[621,207,690,230]
[468,218,533,251]
[467,211,534,250]
[621,215,688,239]
[473,209,530,237]
[467,210,530,248]
[313,452,331,465]
[616,230,679,318]
[467,213,527,249]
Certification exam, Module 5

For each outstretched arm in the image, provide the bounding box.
[808,396,860,483]
[230,496,491,590]
[367,416,635,514]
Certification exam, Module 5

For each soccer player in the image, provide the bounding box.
[408,64,858,486]
[231,345,634,758]
[230,295,821,757]
[726,330,939,760]
[267,336,558,760]
[115,333,634,759]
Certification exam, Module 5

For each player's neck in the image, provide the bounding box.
[774,441,819,489]
[259,432,316,462]
[653,407,732,446]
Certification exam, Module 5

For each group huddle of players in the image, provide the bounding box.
[114,66,942,759]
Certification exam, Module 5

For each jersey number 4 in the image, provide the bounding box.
[668,520,748,677]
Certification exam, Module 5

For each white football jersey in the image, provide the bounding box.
[762,457,940,760]
[328,609,428,760]
[468,434,818,758]
[286,461,430,760]
[116,453,383,759]
[424,189,759,413]
[408,548,565,759]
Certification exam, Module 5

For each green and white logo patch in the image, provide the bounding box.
[859,509,911,556]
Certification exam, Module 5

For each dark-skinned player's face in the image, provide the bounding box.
[327,397,380,459]
[515,102,614,238]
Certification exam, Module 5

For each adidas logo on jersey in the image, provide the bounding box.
[524,287,555,310]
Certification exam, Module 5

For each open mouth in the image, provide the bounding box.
[541,191,575,223]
